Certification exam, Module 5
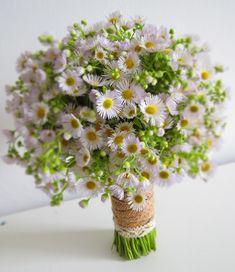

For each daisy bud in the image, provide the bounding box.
[146,76,153,83]
[100,151,106,157]
[81,19,88,26]
[97,170,104,177]
[86,65,93,72]
[124,161,131,169]
[152,79,157,86]
[157,128,165,137]
[101,193,109,203]
[79,199,89,208]
[148,130,154,136]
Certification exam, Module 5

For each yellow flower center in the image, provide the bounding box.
[122,89,134,100]
[201,70,210,80]
[86,181,97,190]
[207,138,213,147]
[36,107,46,119]
[180,119,189,128]
[201,162,211,172]
[96,51,104,59]
[190,105,199,113]
[148,157,157,165]
[134,45,142,53]
[124,58,135,69]
[103,98,113,109]
[127,144,138,153]
[87,131,97,141]
[145,41,155,49]
[70,118,80,129]
[141,171,150,180]
[66,76,75,86]
[134,194,144,204]
[116,152,125,159]
[109,17,118,24]
[114,135,124,145]
[159,170,169,179]
[145,105,158,115]
[83,154,89,162]
[140,148,149,156]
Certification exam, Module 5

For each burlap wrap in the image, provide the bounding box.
[111,187,155,237]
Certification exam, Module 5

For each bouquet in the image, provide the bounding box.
[4,12,228,260]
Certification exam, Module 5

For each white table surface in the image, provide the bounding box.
[1,162,235,272]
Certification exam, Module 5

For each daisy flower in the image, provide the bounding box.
[57,71,80,92]
[107,131,125,151]
[118,52,140,73]
[76,177,102,198]
[79,107,96,123]
[81,126,103,151]
[141,153,159,171]
[40,130,55,142]
[94,47,106,61]
[76,148,91,167]
[83,74,107,87]
[96,90,122,119]
[156,167,182,187]
[103,61,124,86]
[62,113,83,138]
[183,103,205,120]
[116,79,145,104]
[109,184,124,200]
[195,52,214,81]
[200,160,216,181]
[115,122,134,134]
[127,190,147,211]
[122,135,142,156]
[170,45,192,70]
[140,95,166,125]
[122,104,137,119]
[31,102,49,125]
[107,11,122,25]
[139,168,157,184]
[116,171,139,187]
[141,34,159,52]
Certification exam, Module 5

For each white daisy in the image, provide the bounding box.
[122,135,142,156]
[76,148,90,167]
[127,190,147,211]
[195,52,214,81]
[141,34,159,52]
[139,168,157,184]
[40,130,55,142]
[76,177,102,198]
[183,103,205,120]
[109,184,124,200]
[118,52,140,73]
[96,90,122,119]
[122,104,137,119]
[94,46,106,61]
[156,167,182,187]
[116,171,139,187]
[115,122,134,134]
[107,131,125,151]
[81,126,103,151]
[170,45,192,70]
[62,113,83,138]
[141,153,159,171]
[31,102,49,125]
[83,74,107,87]
[107,11,122,25]
[116,79,145,104]
[79,107,96,123]
[57,71,80,92]
[140,95,166,125]
[103,61,124,86]
[200,160,216,181]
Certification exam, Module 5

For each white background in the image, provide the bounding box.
[0,1,235,271]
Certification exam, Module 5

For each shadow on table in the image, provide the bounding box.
[1,228,121,261]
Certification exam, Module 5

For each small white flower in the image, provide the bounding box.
[183,103,205,120]
[76,148,91,167]
[140,95,166,125]
[141,34,159,52]
[109,184,124,200]
[200,160,216,181]
[31,102,49,124]
[57,71,80,92]
[170,45,192,70]
[94,46,106,61]
[83,74,107,87]
[96,90,122,119]
[76,177,102,198]
[156,167,182,187]
[107,11,122,25]
[81,126,103,151]
[40,130,55,142]
[122,135,142,156]
[107,131,125,151]
[117,171,139,187]
[122,104,137,119]
[62,113,83,138]
[141,153,159,171]
[79,107,96,123]
[118,52,140,73]
[116,79,145,104]
[115,122,134,134]
[127,190,147,211]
